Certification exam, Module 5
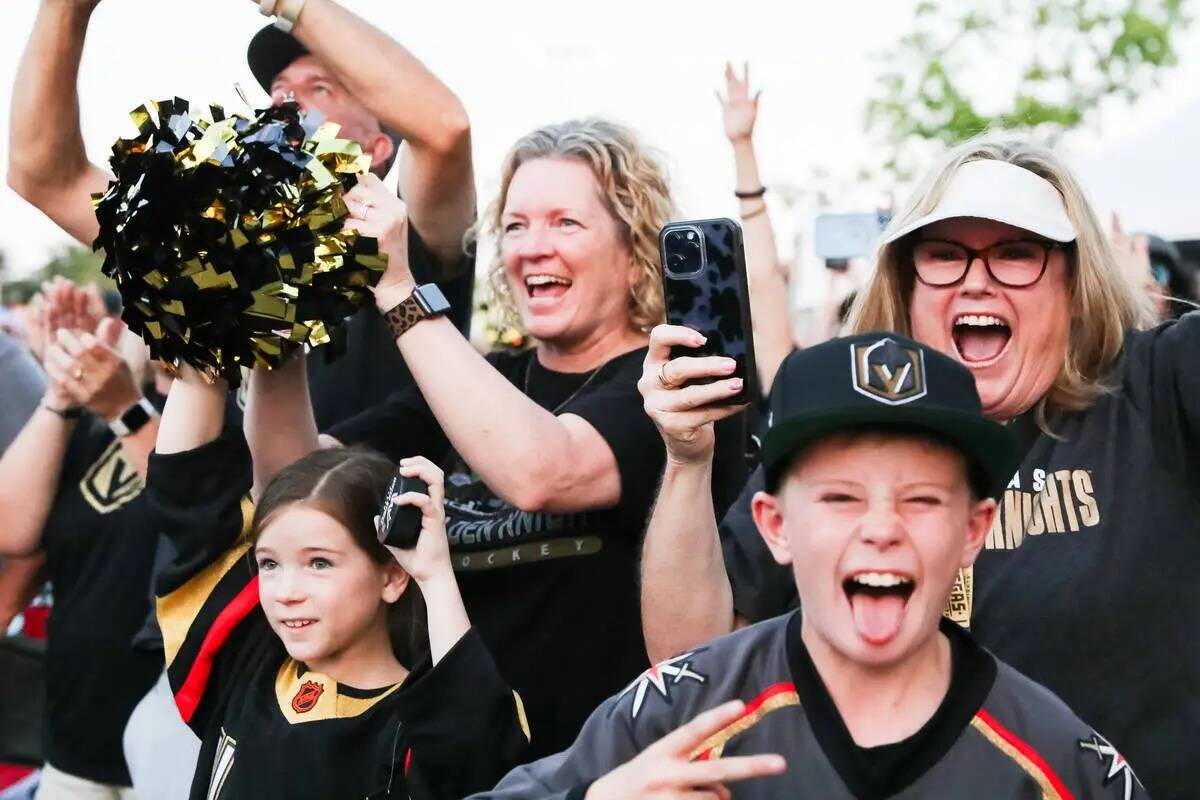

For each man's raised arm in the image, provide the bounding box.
[9,0,112,245]
[288,0,475,268]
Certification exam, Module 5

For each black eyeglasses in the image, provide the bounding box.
[911,238,1061,288]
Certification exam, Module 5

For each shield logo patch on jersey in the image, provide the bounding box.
[851,338,927,406]
[80,439,144,514]
[291,680,325,714]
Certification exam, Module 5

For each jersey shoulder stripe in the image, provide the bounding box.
[971,707,1075,800]
[157,496,259,725]
[691,681,800,761]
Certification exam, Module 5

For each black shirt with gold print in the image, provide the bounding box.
[147,429,530,800]
[39,397,165,787]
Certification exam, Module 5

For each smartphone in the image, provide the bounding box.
[812,211,893,262]
[659,218,758,405]
[376,472,429,549]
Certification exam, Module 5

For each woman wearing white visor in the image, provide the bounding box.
[639,137,1195,798]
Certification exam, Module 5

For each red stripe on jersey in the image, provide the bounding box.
[404,748,413,775]
[974,708,1075,800]
[744,682,797,715]
[692,682,800,761]
[175,576,260,724]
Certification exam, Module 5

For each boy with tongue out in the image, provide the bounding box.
[473,332,1142,800]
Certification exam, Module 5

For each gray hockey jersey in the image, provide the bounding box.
[472,612,1144,800]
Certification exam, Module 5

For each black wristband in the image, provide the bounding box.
[41,402,84,420]
[735,186,767,199]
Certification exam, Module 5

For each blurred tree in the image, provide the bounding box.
[867,0,1190,177]
[2,246,110,305]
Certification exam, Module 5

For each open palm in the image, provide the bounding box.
[718,62,760,142]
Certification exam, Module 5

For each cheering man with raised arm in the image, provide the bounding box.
[9,0,478,428]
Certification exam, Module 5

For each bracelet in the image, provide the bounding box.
[734,187,767,200]
[274,0,307,32]
[40,402,83,420]
[740,205,768,221]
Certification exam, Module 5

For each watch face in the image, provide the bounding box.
[415,284,451,315]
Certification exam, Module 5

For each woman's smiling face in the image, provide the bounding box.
[908,217,1072,422]
[499,157,639,348]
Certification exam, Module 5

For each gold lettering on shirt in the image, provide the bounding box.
[1074,470,1100,527]
[983,468,1102,551]
[1054,470,1080,532]
[1040,475,1066,534]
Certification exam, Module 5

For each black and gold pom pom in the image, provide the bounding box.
[92,97,386,384]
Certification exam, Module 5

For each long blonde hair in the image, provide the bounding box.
[849,137,1157,421]
[481,118,677,333]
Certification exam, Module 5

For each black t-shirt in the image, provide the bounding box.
[330,347,668,758]
[722,316,1200,800]
[39,411,164,786]
[147,430,529,800]
[306,224,475,430]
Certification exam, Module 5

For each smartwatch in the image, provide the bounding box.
[109,397,159,438]
[382,284,451,340]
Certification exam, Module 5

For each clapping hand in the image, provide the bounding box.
[42,318,140,422]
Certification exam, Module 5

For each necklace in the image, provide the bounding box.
[523,352,605,414]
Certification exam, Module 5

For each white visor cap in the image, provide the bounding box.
[882,159,1077,245]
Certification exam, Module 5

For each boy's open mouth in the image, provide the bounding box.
[843,572,916,645]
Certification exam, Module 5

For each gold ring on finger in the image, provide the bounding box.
[658,362,680,390]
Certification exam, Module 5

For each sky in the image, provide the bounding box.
[1,0,1197,318]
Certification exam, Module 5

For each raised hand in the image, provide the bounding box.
[343,173,413,310]
[586,700,786,800]
[1110,212,1154,290]
[638,325,745,467]
[382,456,450,585]
[46,318,141,423]
[41,277,107,337]
[717,62,760,144]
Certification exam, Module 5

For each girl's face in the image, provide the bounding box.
[254,504,407,673]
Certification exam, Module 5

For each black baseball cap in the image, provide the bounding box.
[761,332,1017,497]
[246,25,401,161]
[247,25,310,94]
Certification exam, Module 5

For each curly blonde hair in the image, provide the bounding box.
[481,118,677,333]
[849,136,1158,422]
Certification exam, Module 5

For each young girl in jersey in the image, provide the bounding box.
[149,365,529,800]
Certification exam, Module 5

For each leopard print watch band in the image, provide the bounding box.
[383,294,429,340]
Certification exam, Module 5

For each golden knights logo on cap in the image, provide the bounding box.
[850,338,927,405]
